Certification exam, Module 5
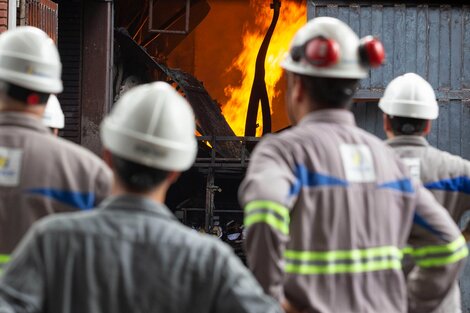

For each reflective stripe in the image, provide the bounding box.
[285,259,402,275]
[410,236,468,268]
[244,201,290,235]
[416,247,468,268]
[284,246,403,275]
[245,213,289,235]
[245,201,290,220]
[0,254,10,264]
[409,236,466,258]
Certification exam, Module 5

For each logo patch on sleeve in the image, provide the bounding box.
[0,147,23,186]
[402,158,421,183]
[340,144,376,183]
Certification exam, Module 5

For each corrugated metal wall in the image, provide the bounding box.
[308,2,470,310]
[57,0,82,143]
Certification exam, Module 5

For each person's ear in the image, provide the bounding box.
[167,171,181,184]
[383,114,391,132]
[102,149,113,169]
[423,120,432,136]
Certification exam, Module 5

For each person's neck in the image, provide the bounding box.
[0,99,45,118]
[112,181,167,204]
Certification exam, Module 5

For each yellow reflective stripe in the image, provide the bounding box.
[409,236,466,258]
[244,200,290,221]
[416,246,468,268]
[244,213,289,235]
[285,259,402,275]
[0,254,10,264]
[285,246,403,262]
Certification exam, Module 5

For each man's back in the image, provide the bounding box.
[240,110,466,312]
[387,135,470,223]
[387,135,470,313]
[0,112,112,255]
[0,195,280,313]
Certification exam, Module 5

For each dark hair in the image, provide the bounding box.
[388,115,428,136]
[112,154,169,193]
[299,75,359,108]
[0,82,49,105]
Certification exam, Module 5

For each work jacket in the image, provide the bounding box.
[0,112,112,268]
[387,135,470,313]
[0,195,282,313]
[239,109,467,313]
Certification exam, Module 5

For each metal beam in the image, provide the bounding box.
[7,0,16,29]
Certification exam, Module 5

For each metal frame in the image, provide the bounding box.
[8,0,17,29]
[148,0,191,35]
[194,136,260,168]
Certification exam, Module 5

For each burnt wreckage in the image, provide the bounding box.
[114,0,282,260]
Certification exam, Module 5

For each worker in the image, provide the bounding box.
[0,82,282,313]
[239,17,467,313]
[380,72,470,313]
[42,95,65,136]
[0,27,112,271]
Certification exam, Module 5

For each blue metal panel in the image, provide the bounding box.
[308,2,470,101]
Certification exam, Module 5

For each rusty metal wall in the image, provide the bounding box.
[308,1,470,309]
[25,0,58,42]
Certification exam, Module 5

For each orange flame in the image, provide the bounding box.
[222,1,306,136]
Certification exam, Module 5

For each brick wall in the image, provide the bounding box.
[0,0,7,33]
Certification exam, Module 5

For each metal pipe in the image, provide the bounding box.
[8,0,17,29]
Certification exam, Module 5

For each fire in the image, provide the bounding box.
[222,0,306,136]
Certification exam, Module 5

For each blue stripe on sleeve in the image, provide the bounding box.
[378,179,414,193]
[290,165,348,196]
[413,212,444,239]
[26,189,95,210]
[424,176,470,194]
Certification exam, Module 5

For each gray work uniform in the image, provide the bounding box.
[0,112,112,266]
[387,135,470,313]
[239,110,467,313]
[0,195,282,313]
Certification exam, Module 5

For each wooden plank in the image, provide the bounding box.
[449,100,462,156]
[427,104,438,147]
[450,7,462,90]
[337,4,349,25]
[437,102,450,152]
[315,4,328,17]
[382,6,395,85]
[326,4,338,18]
[438,5,451,89]
[352,102,367,130]
[427,6,440,87]
[375,103,386,140]
[461,101,470,160]
[360,5,371,90]
[405,6,417,74]
[416,5,428,79]
[371,5,383,88]
[365,102,376,134]
[393,4,406,77]
[463,6,470,89]
[348,5,360,37]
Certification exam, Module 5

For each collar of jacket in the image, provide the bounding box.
[0,112,50,134]
[98,194,178,222]
[386,135,430,148]
[299,109,356,127]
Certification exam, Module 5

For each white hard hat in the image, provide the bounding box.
[281,17,385,79]
[100,82,197,171]
[0,26,62,94]
[43,95,65,129]
[379,73,438,120]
